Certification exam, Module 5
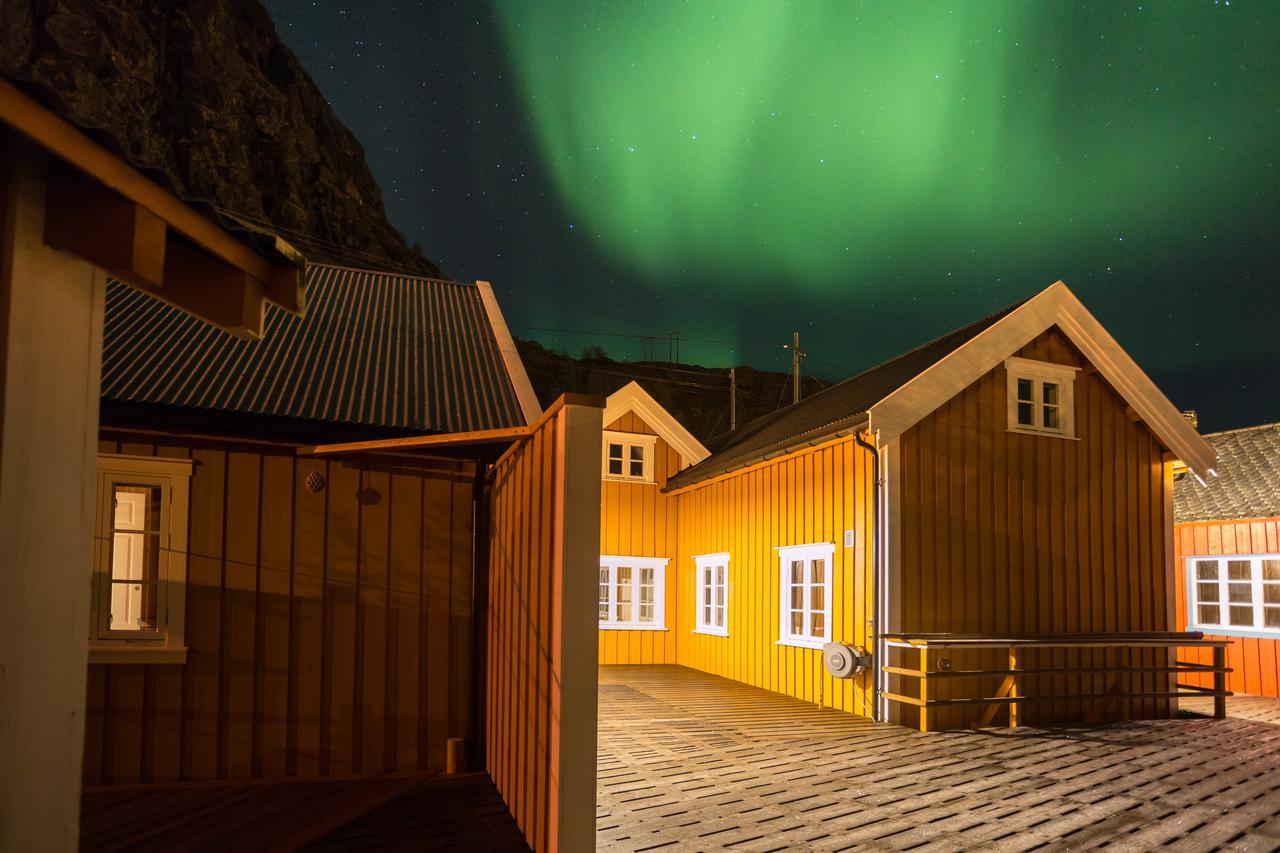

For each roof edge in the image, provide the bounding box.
[476,280,542,425]
[604,381,710,467]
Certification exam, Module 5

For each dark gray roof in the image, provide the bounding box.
[666,297,1028,490]
[1175,423,1280,523]
[102,264,525,434]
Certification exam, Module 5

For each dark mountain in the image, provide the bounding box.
[0,0,435,274]
[516,340,832,444]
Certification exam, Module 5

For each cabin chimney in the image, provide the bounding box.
[1181,410,1199,429]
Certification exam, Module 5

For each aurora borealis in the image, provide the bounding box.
[267,1,1278,430]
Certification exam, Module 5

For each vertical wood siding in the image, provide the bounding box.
[672,435,876,717]
[83,432,476,785]
[598,412,681,665]
[486,400,601,853]
[891,328,1175,727]
[1175,518,1280,698]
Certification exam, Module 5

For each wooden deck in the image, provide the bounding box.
[598,665,1280,851]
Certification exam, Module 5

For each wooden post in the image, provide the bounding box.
[918,645,931,733]
[1213,645,1226,720]
[1008,646,1020,728]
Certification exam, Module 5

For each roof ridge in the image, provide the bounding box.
[306,261,479,289]
[1203,422,1280,439]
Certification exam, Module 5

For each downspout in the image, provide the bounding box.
[853,430,882,721]
[469,461,493,770]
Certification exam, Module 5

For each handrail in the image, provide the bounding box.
[881,632,1232,732]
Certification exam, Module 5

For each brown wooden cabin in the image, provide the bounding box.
[85,263,544,785]
[1175,422,1280,698]
[595,281,1219,730]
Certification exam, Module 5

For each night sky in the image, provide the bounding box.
[264,2,1278,432]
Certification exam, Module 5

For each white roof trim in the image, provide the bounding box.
[603,381,710,468]
[867,280,1217,480]
[475,280,542,426]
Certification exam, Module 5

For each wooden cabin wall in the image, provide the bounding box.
[1175,518,1280,698]
[598,411,681,665]
[672,435,876,717]
[486,399,602,853]
[890,327,1175,728]
[83,432,476,785]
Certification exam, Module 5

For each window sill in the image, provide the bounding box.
[693,627,729,637]
[598,624,667,632]
[602,475,654,485]
[89,644,188,665]
[1006,428,1079,441]
[1189,625,1280,641]
[776,638,826,651]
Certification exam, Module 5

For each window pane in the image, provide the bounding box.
[638,567,654,622]
[1264,585,1280,605]
[703,604,712,625]
[715,565,725,587]
[608,443,623,460]
[1042,382,1059,405]
[1197,604,1220,624]
[629,445,644,461]
[791,560,804,585]
[1043,405,1060,430]
[1017,378,1033,402]
[1228,582,1253,604]
[1017,401,1034,426]
[791,584,804,611]
[810,578,825,612]
[598,566,609,620]
[790,611,803,635]
[1196,560,1219,580]
[811,558,825,586]
[1263,560,1280,581]
[810,611,824,638]
[1265,608,1280,629]
[715,584,725,607]
[1228,560,1251,580]
[1229,605,1254,627]
[615,567,632,622]
[110,485,162,632]
[608,458,623,475]
[1197,582,1219,603]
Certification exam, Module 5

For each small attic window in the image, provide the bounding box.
[1005,357,1078,438]
[602,431,656,483]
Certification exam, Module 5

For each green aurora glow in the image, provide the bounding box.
[495,2,1275,289]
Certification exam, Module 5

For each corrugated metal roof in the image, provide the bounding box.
[102,264,525,433]
[1175,423,1280,523]
[666,298,1028,491]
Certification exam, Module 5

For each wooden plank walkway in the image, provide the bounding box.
[598,665,1280,852]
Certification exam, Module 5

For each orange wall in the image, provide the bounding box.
[891,328,1176,726]
[1175,518,1280,698]
[673,435,876,717]
[598,411,681,665]
[85,431,476,785]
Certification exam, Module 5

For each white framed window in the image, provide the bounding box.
[1187,555,1280,636]
[91,454,193,663]
[1005,356,1078,438]
[777,543,834,649]
[602,431,657,483]
[599,555,667,630]
[694,553,729,636]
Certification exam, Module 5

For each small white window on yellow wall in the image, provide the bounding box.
[777,542,834,649]
[694,553,729,636]
[599,555,667,629]
[602,431,657,483]
[1005,356,1078,438]
[91,455,193,663]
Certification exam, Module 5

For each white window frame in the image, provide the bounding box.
[601,431,657,483]
[1186,555,1280,638]
[1005,356,1078,439]
[598,555,668,630]
[777,542,834,650]
[90,454,192,664]
[693,553,730,637]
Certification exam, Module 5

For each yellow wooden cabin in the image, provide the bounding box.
[596,282,1220,730]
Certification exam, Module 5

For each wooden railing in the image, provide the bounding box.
[882,632,1232,732]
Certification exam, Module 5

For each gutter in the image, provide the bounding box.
[853,430,883,721]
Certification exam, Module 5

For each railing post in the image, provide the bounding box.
[1213,645,1226,720]
[1009,646,1020,728]
[918,644,931,733]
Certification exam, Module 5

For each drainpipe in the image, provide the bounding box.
[469,461,492,770]
[853,430,882,721]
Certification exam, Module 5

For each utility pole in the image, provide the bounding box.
[729,367,737,431]
[786,332,806,404]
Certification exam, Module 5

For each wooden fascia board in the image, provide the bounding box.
[0,80,303,329]
[866,280,1217,480]
[603,381,710,466]
[662,426,866,497]
[476,279,542,425]
[299,425,532,456]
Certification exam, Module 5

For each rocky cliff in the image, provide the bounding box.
[0,0,436,274]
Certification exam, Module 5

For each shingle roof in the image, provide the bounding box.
[101,264,525,434]
[666,297,1028,491]
[1175,423,1280,523]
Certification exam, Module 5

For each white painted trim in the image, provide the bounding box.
[598,555,669,630]
[1005,357,1077,439]
[476,279,543,426]
[601,430,657,483]
[693,552,730,636]
[603,381,710,468]
[866,281,1217,480]
[777,542,835,648]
